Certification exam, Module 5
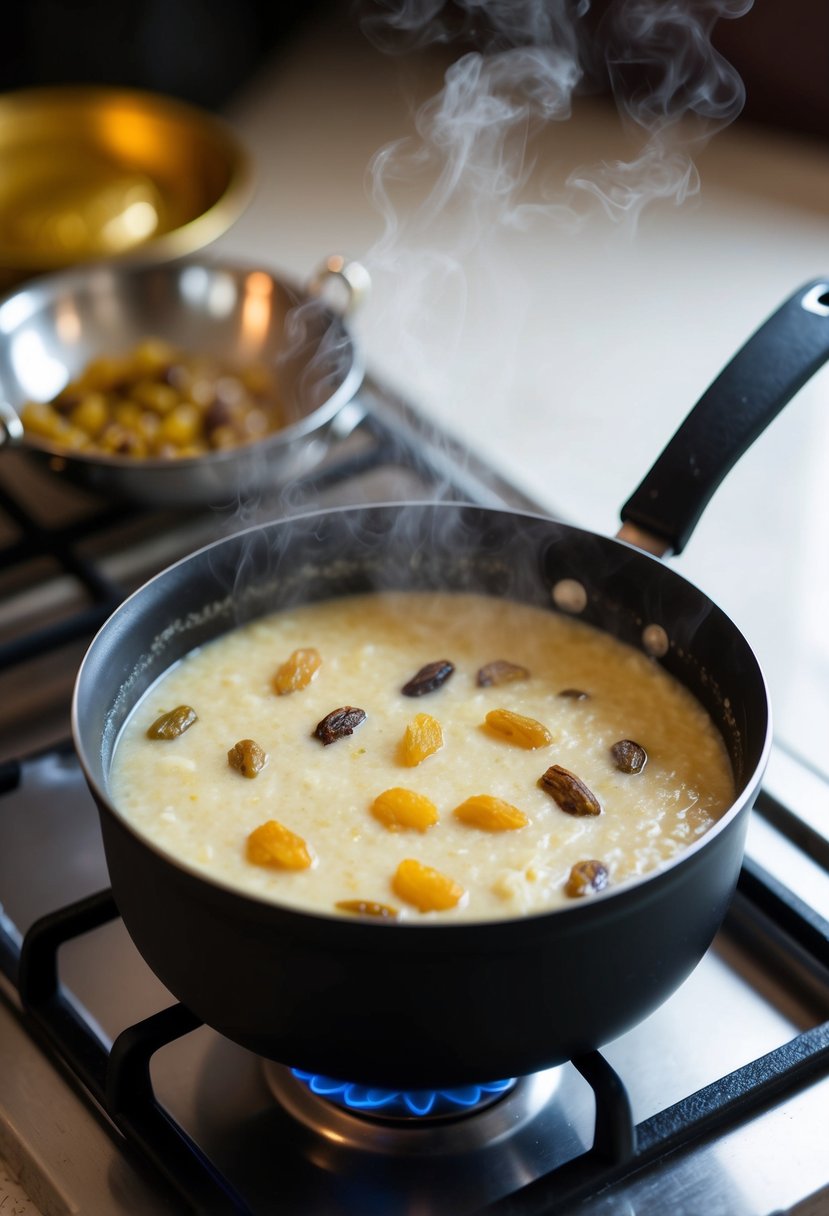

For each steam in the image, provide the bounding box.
[365,5,587,261]
[369,43,581,257]
[362,0,752,246]
[572,0,752,224]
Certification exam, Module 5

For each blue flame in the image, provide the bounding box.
[291,1069,515,1117]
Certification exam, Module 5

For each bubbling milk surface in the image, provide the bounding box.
[110,590,735,922]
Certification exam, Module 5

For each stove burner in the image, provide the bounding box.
[264,1062,562,1156]
[291,1068,516,1120]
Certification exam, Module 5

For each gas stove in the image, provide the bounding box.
[0,374,827,1216]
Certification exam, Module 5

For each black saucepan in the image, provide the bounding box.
[72,279,829,1087]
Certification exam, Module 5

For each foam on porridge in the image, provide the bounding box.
[110,590,735,922]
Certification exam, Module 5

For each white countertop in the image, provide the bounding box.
[215,8,829,791]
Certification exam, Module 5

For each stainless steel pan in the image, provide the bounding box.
[0,255,368,506]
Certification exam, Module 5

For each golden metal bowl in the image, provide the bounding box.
[0,85,252,290]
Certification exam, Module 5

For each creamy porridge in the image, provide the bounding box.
[110,590,735,922]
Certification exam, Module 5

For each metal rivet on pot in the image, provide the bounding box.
[642,624,669,657]
[552,579,587,614]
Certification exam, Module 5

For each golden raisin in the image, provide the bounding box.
[564,859,610,897]
[113,400,144,430]
[392,859,464,912]
[69,393,108,436]
[273,647,322,695]
[22,339,287,462]
[484,708,552,749]
[146,705,198,740]
[21,400,75,443]
[227,738,268,777]
[335,899,399,920]
[453,794,529,832]
[399,713,444,766]
[132,380,179,414]
[159,403,200,448]
[130,337,177,377]
[77,355,126,392]
[372,787,439,833]
[246,819,312,870]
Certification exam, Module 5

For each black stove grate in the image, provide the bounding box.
[2,866,827,1216]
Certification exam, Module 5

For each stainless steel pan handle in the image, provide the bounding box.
[0,400,24,448]
[306,255,371,317]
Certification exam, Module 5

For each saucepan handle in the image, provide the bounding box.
[619,279,829,555]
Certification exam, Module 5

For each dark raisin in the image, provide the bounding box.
[53,392,82,414]
[476,659,530,687]
[558,688,589,700]
[314,706,367,745]
[113,431,145,456]
[146,705,198,740]
[538,765,602,816]
[401,660,455,697]
[611,740,648,774]
[203,397,234,433]
[565,860,609,897]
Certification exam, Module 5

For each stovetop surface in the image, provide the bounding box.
[0,376,828,1216]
